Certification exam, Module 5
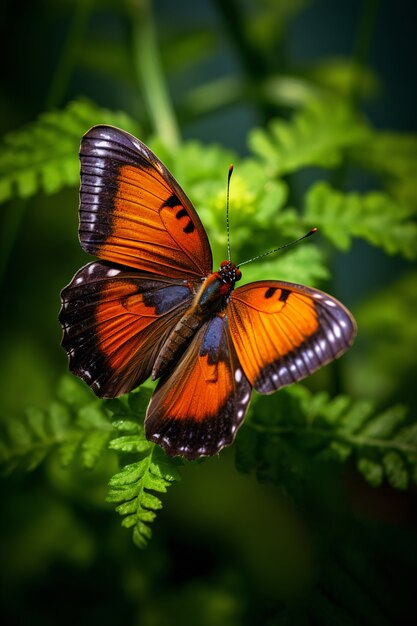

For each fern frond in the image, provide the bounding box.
[0,376,113,474]
[0,99,139,204]
[236,386,417,491]
[349,130,417,211]
[241,244,329,287]
[105,392,182,548]
[248,99,370,177]
[1,377,180,548]
[304,182,417,259]
[307,57,379,99]
[349,271,417,401]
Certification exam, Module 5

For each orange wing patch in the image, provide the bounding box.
[145,316,252,459]
[154,353,231,423]
[229,281,356,394]
[60,262,193,397]
[79,126,213,279]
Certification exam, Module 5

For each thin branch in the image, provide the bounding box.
[130,0,180,149]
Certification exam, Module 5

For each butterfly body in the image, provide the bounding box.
[152,261,241,380]
[60,125,356,460]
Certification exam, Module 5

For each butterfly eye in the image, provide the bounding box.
[220,260,229,268]
[235,268,242,281]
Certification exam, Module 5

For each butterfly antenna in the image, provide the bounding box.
[238,228,318,267]
[226,165,233,262]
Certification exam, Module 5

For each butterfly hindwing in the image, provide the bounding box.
[228,281,356,393]
[59,261,195,397]
[145,315,252,460]
[79,125,213,279]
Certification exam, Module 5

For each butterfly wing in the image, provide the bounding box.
[228,281,356,393]
[79,125,213,278]
[145,315,252,460]
[59,261,195,397]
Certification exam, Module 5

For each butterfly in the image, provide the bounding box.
[59,125,356,461]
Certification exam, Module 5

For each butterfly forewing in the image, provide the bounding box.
[79,125,213,279]
[229,281,356,393]
[60,261,195,397]
[145,315,252,460]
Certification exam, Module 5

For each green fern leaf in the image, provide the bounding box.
[304,181,417,259]
[0,376,113,474]
[249,99,370,177]
[241,244,329,288]
[105,388,181,548]
[349,130,417,211]
[307,57,379,99]
[348,271,417,401]
[109,435,152,454]
[0,99,139,204]
[107,445,181,549]
[238,386,417,491]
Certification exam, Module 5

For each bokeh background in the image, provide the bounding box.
[1,1,417,625]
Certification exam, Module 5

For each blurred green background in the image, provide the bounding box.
[1,1,417,625]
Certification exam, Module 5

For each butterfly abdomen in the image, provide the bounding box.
[152,272,235,381]
[151,311,202,380]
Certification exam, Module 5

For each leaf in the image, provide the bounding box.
[357,458,384,487]
[56,375,94,410]
[348,271,417,401]
[306,57,379,99]
[249,99,370,177]
[237,385,417,491]
[382,452,408,490]
[107,446,181,549]
[109,435,152,454]
[0,376,113,474]
[0,99,139,205]
[304,181,417,259]
[105,390,182,548]
[241,244,329,289]
[349,130,417,211]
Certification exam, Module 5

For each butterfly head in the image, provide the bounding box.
[218,261,242,285]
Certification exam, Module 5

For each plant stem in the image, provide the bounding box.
[130,0,180,149]
[212,0,275,124]
[45,0,94,109]
[248,422,416,455]
[0,0,93,284]
[351,0,380,104]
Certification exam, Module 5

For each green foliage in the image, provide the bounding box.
[1,0,417,622]
[349,130,417,210]
[0,99,139,204]
[0,376,112,474]
[348,271,417,401]
[241,244,329,287]
[2,95,417,550]
[306,57,380,100]
[105,391,182,548]
[248,99,370,177]
[236,385,417,491]
[0,378,181,548]
[304,181,417,259]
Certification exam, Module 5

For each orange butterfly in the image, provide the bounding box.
[59,126,356,460]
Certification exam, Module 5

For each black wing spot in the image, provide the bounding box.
[183,221,195,234]
[162,194,181,209]
[176,208,188,219]
[279,288,291,302]
[265,287,277,299]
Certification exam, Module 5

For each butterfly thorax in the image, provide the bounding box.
[151,262,241,381]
